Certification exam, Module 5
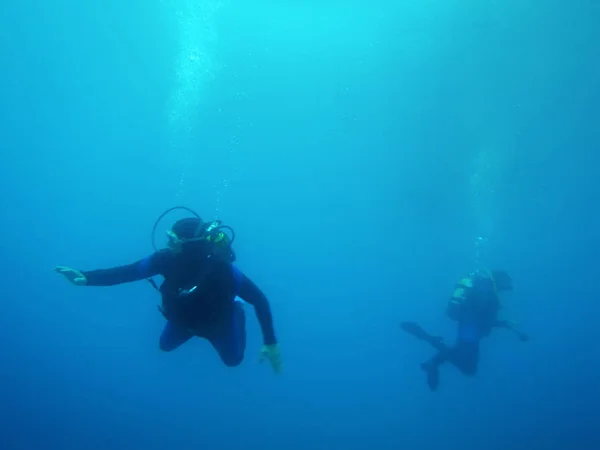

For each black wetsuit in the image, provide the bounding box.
[82,248,276,367]
[425,314,494,376]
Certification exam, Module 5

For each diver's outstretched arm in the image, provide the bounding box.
[494,319,529,342]
[56,250,172,287]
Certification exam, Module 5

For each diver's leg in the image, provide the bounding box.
[401,321,447,392]
[159,321,193,352]
[401,321,447,352]
[208,302,247,367]
[447,341,480,376]
[420,349,448,392]
[448,322,481,375]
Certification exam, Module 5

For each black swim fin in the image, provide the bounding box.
[400,321,446,352]
[421,361,440,392]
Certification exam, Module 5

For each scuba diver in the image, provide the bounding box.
[55,207,282,373]
[401,269,528,392]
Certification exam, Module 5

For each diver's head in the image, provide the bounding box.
[490,270,513,291]
[167,217,205,249]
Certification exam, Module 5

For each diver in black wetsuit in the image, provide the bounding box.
[401,269,528,391]
[55,211,282,373]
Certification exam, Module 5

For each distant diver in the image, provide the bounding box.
[401,269,528,391]
[55,206,282,373]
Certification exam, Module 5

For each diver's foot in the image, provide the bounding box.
[429,335,445,348]
[401,321,421,334]
[420,362,439,392]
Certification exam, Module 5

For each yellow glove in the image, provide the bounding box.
[259,344,282,374]
[55,266,87,286]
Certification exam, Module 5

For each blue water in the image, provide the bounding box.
[1,1,599,449]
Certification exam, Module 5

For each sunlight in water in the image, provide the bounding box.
[469,136,513,267]
[163,0,225,204]
[471,146,499,267]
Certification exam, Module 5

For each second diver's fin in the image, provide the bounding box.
[400,321,447,352]
[421,362,440,392]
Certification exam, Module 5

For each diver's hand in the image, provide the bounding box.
[505,320,529,342]
[260,344,282,374]
[518,332,529,342]
[54,266,87,286]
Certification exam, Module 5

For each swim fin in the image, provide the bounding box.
[421,361,440,392]
[400,321,447,352]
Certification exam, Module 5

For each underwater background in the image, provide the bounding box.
[1,0,599,449]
